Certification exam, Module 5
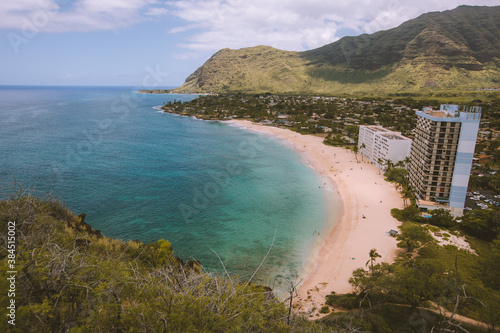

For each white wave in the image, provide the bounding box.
[249,129,270,134]
[225,122,247,129]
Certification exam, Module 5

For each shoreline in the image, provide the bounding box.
[229,120,403,316]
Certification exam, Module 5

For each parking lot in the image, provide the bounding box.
[465,189,500,211]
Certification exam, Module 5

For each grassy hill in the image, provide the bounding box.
[174,5,500,95]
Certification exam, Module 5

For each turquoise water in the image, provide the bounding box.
[0,86,327,292]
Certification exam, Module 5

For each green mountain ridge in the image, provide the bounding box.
[174,5,500,95]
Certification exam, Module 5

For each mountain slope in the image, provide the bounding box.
[174,5,500,94]
[180,45,309,93]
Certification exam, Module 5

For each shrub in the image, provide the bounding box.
[325,293,359,310]
[391,206,422,222]
[319,306,330,314]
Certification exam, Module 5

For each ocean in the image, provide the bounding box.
[0,86,328,294]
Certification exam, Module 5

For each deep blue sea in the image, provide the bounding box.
[0,86,327,293]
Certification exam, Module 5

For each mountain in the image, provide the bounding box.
[174,5,500,95]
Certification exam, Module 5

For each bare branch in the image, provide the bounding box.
[243,223,278,291]
[210,248,235,291]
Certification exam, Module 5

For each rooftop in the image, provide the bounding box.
[419,105,482,120]
[379,132,412,141]
[362,125,393,133]
[361,125,411,141]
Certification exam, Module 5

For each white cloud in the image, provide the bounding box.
[79,0,152,13]
[167,0,500,52]
[144,7,169,16]
[168,23,199,33]
[0,0,162,32]
[0,0,498,52]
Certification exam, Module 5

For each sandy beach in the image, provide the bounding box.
[230,120,403,315]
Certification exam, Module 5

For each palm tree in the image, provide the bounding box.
[353,145,359,162]
[366,248,382,273]
[360,143,366,162]
[401,185,413,208]
[376,158,384,174]
[404,157,411,170]
[384,159,394,172]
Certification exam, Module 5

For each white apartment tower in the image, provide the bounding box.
[358,126,412,169]
[408,104,481,216]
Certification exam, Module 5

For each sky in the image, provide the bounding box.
[0,0,498,87]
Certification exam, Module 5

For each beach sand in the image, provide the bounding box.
[230,120,403,316]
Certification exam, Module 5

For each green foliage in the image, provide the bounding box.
[325,293,360,310]
[366,248,382,271]
[391,206,422,222]
[321,310,393,333]
[392,259,450,308]
[429,209,455,228]
[339,233,500,330]
[308,66,394,84]
[384,167,408,184]
[136,238,175,268]
[396,223,433,252]
[319,306,330,314]
[460,208,500,241]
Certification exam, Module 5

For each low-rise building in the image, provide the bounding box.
[358,125,412,169]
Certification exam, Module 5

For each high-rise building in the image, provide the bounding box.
[358,125,412,169]
[408,104,481,216]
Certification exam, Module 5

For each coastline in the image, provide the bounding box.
[229,120,403,316]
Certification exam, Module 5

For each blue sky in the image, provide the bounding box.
[0,0,498,87]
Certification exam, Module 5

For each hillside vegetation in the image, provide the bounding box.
[174,5,500,95]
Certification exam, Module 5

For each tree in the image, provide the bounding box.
[366,248,382,273]
[348,263,392,305]
[353,145,359,162]
[392,259,448,309]
[397,223,433,253]
[429,209,454,228]
[377,158,384,174]
[385,167,408,186]
[391,206,423,222]
[345,125,359,137]
[360,143,366,162]
[404,157,411,170]
[460,209,500,241]
[395,160,405,169]
[402,186,414,208]
[384,159,394,172]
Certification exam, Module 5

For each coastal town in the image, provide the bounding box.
[4,1,500,331]
[161,93,500,203]
[158,93,500,328]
